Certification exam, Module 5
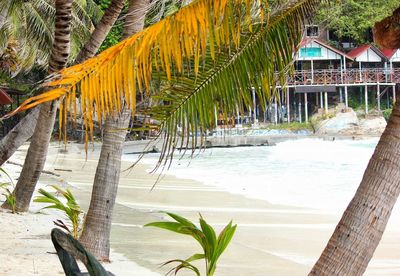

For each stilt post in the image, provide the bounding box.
[324,92,328,113]
[305,93,308,123]
[286,88,290,123]
[298,94,302,123]
[377,84,381,112]
[365,85,368,114]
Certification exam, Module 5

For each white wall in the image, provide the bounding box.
[390,49,400,62]
[355,48,382,62]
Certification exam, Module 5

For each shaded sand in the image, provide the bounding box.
[4,141,400,275]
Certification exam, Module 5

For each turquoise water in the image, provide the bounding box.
[124,138,379,213]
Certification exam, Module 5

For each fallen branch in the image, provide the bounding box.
[6,161,61,177]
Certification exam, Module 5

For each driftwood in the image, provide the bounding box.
[6,161,61,177]
[51,228,114,276]
[374,7,400,48]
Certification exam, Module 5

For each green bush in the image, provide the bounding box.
[382,108,392,122]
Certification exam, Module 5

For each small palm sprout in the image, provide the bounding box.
[34,185,83,239]
[145,212,237,276]
[0,167,16,213]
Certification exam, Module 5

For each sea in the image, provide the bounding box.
[123,137,383,214]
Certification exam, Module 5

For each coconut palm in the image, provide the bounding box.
[1,0,126,212]
[6,0,316,260]
[14,0,400,274]
[0,0,101,75]
[0,0,102,168]
[7,0,75,213]
[78,0,151,260]
[309,7,400,275]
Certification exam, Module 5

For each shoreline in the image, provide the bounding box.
[2,139,400,275]
[122,133,382,155]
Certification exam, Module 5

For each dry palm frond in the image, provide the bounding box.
[143,0,321,169]
[6,0,268,141]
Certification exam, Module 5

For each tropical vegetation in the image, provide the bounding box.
[145,212,237,276]
[34,185,84,239]
[0,0,400,275]
[0,167,16,213]
[315,0,400,44]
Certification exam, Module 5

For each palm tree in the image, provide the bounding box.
[78,0,150,260]
[0,0,102,167]
[17,0,400,274]
[2,0,126,212]
[0,0,101,75]
[309,7,400,275]
[7,0,315,260]
[8,0,74,212]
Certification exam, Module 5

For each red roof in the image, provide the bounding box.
[347,44,387,60]
[380,48,398,59]
[0,89,13,105]
[347,45,371,59]
[299,38,354,60]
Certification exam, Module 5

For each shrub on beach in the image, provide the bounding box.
[0,167,16,213]
[34,185,84,239]
[145,212,236,276]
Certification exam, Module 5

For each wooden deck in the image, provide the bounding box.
[283,68,400,86]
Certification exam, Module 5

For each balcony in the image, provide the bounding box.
[281,68,400,86]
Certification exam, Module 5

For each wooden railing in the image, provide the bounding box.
[282,68,400,86]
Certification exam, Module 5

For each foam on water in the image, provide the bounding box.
[123,138,379,213]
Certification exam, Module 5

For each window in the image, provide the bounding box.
[306,25,319,37]
[300,47,322,58]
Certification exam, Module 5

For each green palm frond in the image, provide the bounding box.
[34,185,83,238]
[0,0,100,75]
[25,1,54,52]
[145,0,321,168]
[72,0,103,27]
[145,212,236,276]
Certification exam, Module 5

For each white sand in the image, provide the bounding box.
[2,141,400,275]
[0,160,159,276]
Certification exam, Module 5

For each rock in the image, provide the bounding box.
[315,110,359,135]
[314,107,387,136]
[359,116,387,135]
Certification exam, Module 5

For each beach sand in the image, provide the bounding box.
[2,141,400,275]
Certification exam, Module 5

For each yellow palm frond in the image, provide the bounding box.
[5,0,267,139]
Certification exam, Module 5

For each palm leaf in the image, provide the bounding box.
[0,0,98,75]
[144,0,321,168]
[144,221,190,234]
[146,212,235,275]
[4,0,267,141]
[199,216,217,260]
[163,259,201,276]
[34,185,83,238]
[215,221,237,260]
[165,211,197,228]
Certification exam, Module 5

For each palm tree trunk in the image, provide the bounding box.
[310,99,400,275]
[5,0,73,212]
[12,102,58,211]
[79,0,149,260]
[0,108,40,166]
[79,109,130,260]
[122,0,148,38]
[75,0,126,63]
[0,0,126,167]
